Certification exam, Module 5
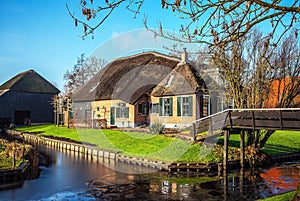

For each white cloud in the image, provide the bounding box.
[90,29,198,62]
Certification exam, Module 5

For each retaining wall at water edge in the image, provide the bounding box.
[6,130,170,171]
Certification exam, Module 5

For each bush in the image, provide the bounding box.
[149,122,165,134]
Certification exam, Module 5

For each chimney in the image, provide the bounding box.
[181,48,188,63]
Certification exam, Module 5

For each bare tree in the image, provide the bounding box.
[64,54,107,96]
[67,0,300,46]
[211,30,300,149]
[267,32,300,108]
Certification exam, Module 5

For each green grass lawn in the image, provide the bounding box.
[15,125,300,162]
[16,125,220,162]
[219,130,300,155]
[262,131,300,155]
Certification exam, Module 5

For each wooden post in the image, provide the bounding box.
[223,171,228,201]
[240,129,245,168]
[13,140,16,167]
[223,130,229,172]
[192,123,197,141]
[66,97,69,128]
[240,167,244,194]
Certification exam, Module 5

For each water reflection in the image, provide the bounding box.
[0,145,298,201]
[259,164,298,197]
[146,164,299,201]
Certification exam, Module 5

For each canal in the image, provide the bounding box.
[0,145,299,201]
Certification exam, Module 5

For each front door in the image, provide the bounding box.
[110,107,115,125]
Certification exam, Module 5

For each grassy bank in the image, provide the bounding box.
[0,142,23,170]
[257,191,296,201]
[0,157,23,170]
[15,125,300,162]
[16,125,226,163]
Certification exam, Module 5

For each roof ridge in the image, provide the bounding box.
[0,70,34,90]
[0,69,59,94]
[113,51,181,63]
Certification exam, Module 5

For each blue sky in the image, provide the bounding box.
[1,1,291,91]
[0,0,192,91]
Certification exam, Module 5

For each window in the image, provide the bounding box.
[203,95,210,117]
[96,106,100,111]
[216,96,224,113]
[151,103,159,114]
[159,98,173,116]
[177,96,193,116]
[182,97,190,116]
[138,102,149,116]
[116,104,129,118]
[165,75,174,88]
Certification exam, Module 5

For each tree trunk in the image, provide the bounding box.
[259,130,275,148]
[247,130,255,147]
[254,130,261,149]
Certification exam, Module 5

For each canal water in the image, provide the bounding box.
[0,146,299,201]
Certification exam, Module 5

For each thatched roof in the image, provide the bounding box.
[151,63,206,96]
[72,51,206,104]
[199,68,226,96]
[0,70,60,94]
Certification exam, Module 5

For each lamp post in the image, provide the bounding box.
[92,110,94,129]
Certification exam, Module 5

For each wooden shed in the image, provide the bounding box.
[0,70,60,126]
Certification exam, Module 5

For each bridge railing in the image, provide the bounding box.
[189,108,300,141]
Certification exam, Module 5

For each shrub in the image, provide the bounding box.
[149,122,165,134]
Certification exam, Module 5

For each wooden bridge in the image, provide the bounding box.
[188,108,300,171]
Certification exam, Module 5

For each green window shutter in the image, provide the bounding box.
[145,102,149,116]
[169,97,173,116]
[177,97,181,116]
[138,103,142,114]
[150,103,152,114]
[188,96,193,116]
[159,98,163,116]
[116,107,120,118]
[125,107,129,118]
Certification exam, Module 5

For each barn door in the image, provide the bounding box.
[14,111,30,125]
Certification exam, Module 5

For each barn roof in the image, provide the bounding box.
[0,70,60,94]
[72,51,206,104]
[0,89,9,97]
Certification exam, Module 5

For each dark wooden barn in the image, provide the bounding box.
[0,70,60,126]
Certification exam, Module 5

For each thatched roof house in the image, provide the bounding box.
[0,70,59,126]
[72,51,210,128]
[73,52,181,104]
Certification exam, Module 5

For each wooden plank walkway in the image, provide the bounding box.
[186,108,300,173]
[189,108,300,140]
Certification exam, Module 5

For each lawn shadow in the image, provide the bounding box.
[262,143,300,155]
[217,138,240,148]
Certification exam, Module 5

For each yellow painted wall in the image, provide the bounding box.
[150,94,197,127]
[91,95,198,128]
[91,100,112,120]
[91,100,135,127]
